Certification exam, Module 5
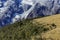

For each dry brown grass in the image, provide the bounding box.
[33,14,60,40]
[33,14,60,27]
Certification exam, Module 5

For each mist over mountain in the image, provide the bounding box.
[0,0,60,27]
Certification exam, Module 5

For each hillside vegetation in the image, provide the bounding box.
[0,14,60,40]
[0,19,51,40]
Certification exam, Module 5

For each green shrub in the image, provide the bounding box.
[0,20,50,40]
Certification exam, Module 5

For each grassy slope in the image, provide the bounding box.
[33,14,60,40]
[0,14,60,40]
[0,19,52,40]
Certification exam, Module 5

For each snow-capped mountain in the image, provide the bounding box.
[27,0,60,19]
[0,0,60,27]
[20,0,60,19]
